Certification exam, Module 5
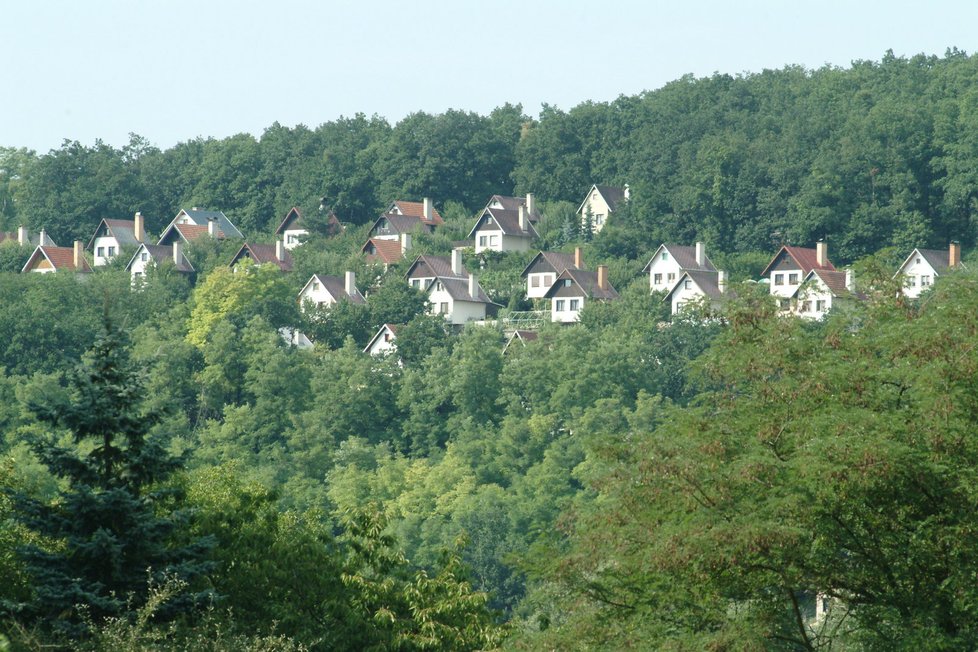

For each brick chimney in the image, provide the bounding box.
[519,205,528,232]
[816,240,828,267]
[345,270,356,297]
[17,225,28,246]
[423,197,433,222]
[73,240,84,269]
[695,241,705,267]
[718,270,727,294]
[275,239,285,262]
[173,241,183,266]
[950,241,961,268]
[134,211,145,242]
[574,246,583,269]
[400,232,412,254]
[526,193,535,217]
[597,265,608,291]
[208,218,218,238]
[452,249,463,276]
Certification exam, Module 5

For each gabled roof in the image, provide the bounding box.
[158,222,229,245]
[543,268,619,301]
[895,248,965,276]
[485,195,540,221]
[361,238,404,264]
[369,213,432,237]
[388,200,444,226]
[521,250,582,278]
[428,276,497,305]
[760,245,836,277]
[22,246,92,273]
[168,208,244,239]
[1,230,57,247]
[664,270,725,302]
[577,184,627,215]
[229,243,294,271]
[363,323,399,354]
[405,254,467,280]
[274,207,303,235]
[299,274,366,304]
[466,207,539,239]
[125,244,195,273]
[642,244,717,273]
[504,330,538,352]
[86,218,142,249]
[795,269,854,298]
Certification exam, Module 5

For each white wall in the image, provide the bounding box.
[526,272,557,299]
[647,252,683,292]
[92,235,120,267]
[898,256,938,299]
[550,295,584,322]
[282,228,308,250]
[581,189,612,233]
[670,278,707,315]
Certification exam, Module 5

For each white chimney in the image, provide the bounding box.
[276,239,285,262]
[17,225,28,246]
[73,240,84,269]
[345,270,356,297]
[623,184,630,200]
[526,193,535,217]
[718,270,727,294]
[423,197,433,222]
[597,265,608,291]
[469,273,477,299]
[134,211,145,242]
[695,242,705,267]
[39,229,53,246]
[845,268,854,292]
[208,218,217,237]
[400,232,412,254]
[950,241,961,268]
[574,246,583,269]
[519,205,528,232]
[816,240,828,267]
[452,249,463,276]
[173,241,183,266]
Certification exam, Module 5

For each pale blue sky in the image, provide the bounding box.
[2,0,976,153]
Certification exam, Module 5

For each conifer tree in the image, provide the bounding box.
[8,319,212,636]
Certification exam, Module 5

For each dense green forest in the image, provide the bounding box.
[4,50,978,649]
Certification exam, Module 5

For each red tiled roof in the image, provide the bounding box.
[176,223,226,240]
[362,238,403,264]
[27,246,92,272]
[392,200,444,225]
[761,245,836,277]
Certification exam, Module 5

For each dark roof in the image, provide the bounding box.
[389,200,444,226]
[916,249,952,273]
[467,207,539,238]
[543,268,619,300]
[578,184,627,215]
[761,245,836,277]
[486,195,541,221]
[642,244,717,273]
[521,250,581,278]
[126,244,195,272]
[23,246,91,272]
[370,213,432,237]
[664,270,725,302]
[87,218,141,249]
[429,276,495,304]
[405,254,467,279]
[306,274,366,304]
[170,208,244,239]
[361,238,404,264]
[229,243,294,271]
[274,207,303,235]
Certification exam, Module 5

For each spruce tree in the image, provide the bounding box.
[9,319,212,636]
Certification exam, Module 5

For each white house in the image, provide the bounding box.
[229,241,294,272]
[578,184,628,234]
[22,241,91,274]
[157,207,243,245]
[125,242,194,284]
[643,242,716,293]
[297,271,366,312]
[274,207,309,249]
[485,194,540,222]
[521,248,583,299]
[364,323,399,357]
[760,242,836,312]
[894,242,963,298]
[792,268,857,319]
[468,203,537,253]
[543,265,619,323]
[87,213,147,266]
[405,250,467,290]
[664,270,728,316]
[427,274,500,325]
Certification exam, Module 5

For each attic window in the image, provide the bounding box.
[661,252,668,261]
[563,279,572,287]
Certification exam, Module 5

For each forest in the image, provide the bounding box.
[3,49,978,649]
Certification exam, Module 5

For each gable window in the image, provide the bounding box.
[684,279,692,290]
[661,252,669,261]
[287,234,298,244]
[563,279,572,287]
[653,273,663,285]
[545,274,553,286]
[569,299,580,311]
[140,252,148,262]
[774,273,784,286]
[595,214,604,225]
[411,278,421,288]
[555,299,566,312]
[436,281,444,291]
[788,273,799,285]
[312,282,320,292]
[916,257,921,264]
[97,247,105,257]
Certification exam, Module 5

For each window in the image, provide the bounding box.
[545,274,554,286]
[800,300,811,313]
[436,281,444,291]
[653,273,663,285]
[479,236,487,247]
[779,298,791,310]
[595,214,604,225]
[555,299,566,312]
[312,282,320,292]
[788,273,799,285]
[667,273,676,282]
[489,235,499,246]
[140,252,148,262]
[661,252,669,261]
[921,275,931,287]
[816,299,827,312]
[563,279,572,287]
[440,302,448,313]
[774,273,784,286]
[531,276,540,288]
[916,257,921,264]
[411,278,421,288]
[97,247,105,257]
[907,275,917,287]
[569,299,580,311]
[108,246,116,257]
[384,332,392,342]
[287,234,298,244]
[683,279,692,290]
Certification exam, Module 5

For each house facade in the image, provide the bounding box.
[229,241,294,272]
[364,324,399,357]
[87,213,147,266]
[427,274,499,325]
[522,248,583,299]
[644,242,717,293]
[274,207,309,249]
[297,271,365,311]
[405,250,467,290]
[665,270,727,315]
[543,265,619,323]
[22,241,91,274]
[468,204,537,253]
[578,184,627,234]
[792,269,856,319]
[126,242,194,284]
[894,243,963,298]
[760,242,836,311]
[158,208,243,245]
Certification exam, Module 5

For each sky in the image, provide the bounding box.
[2,0,977,153]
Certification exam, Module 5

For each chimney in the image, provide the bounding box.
[950,241,961,268]
[423,197,433,222]
[134,211,145,242]
[452,249,463,276]
[526,193,535,217]
[469,273,477,299]
[623,184,630,200]
[17,225,27,246]
[208,218,217,237]
[816,240,828,267]
[192,206,199,211]
[73,240,83,269]
[695,241,705,267]
[597,265,608,291]
[519,205,528,232]
[173,241,183,266]
[276,239,285,262]
[845,268,854,292]
[400,232,412,254]
[718,270,727,294]
[574,246,583,269]
[345,270,356,297]
[39,229,52,246]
